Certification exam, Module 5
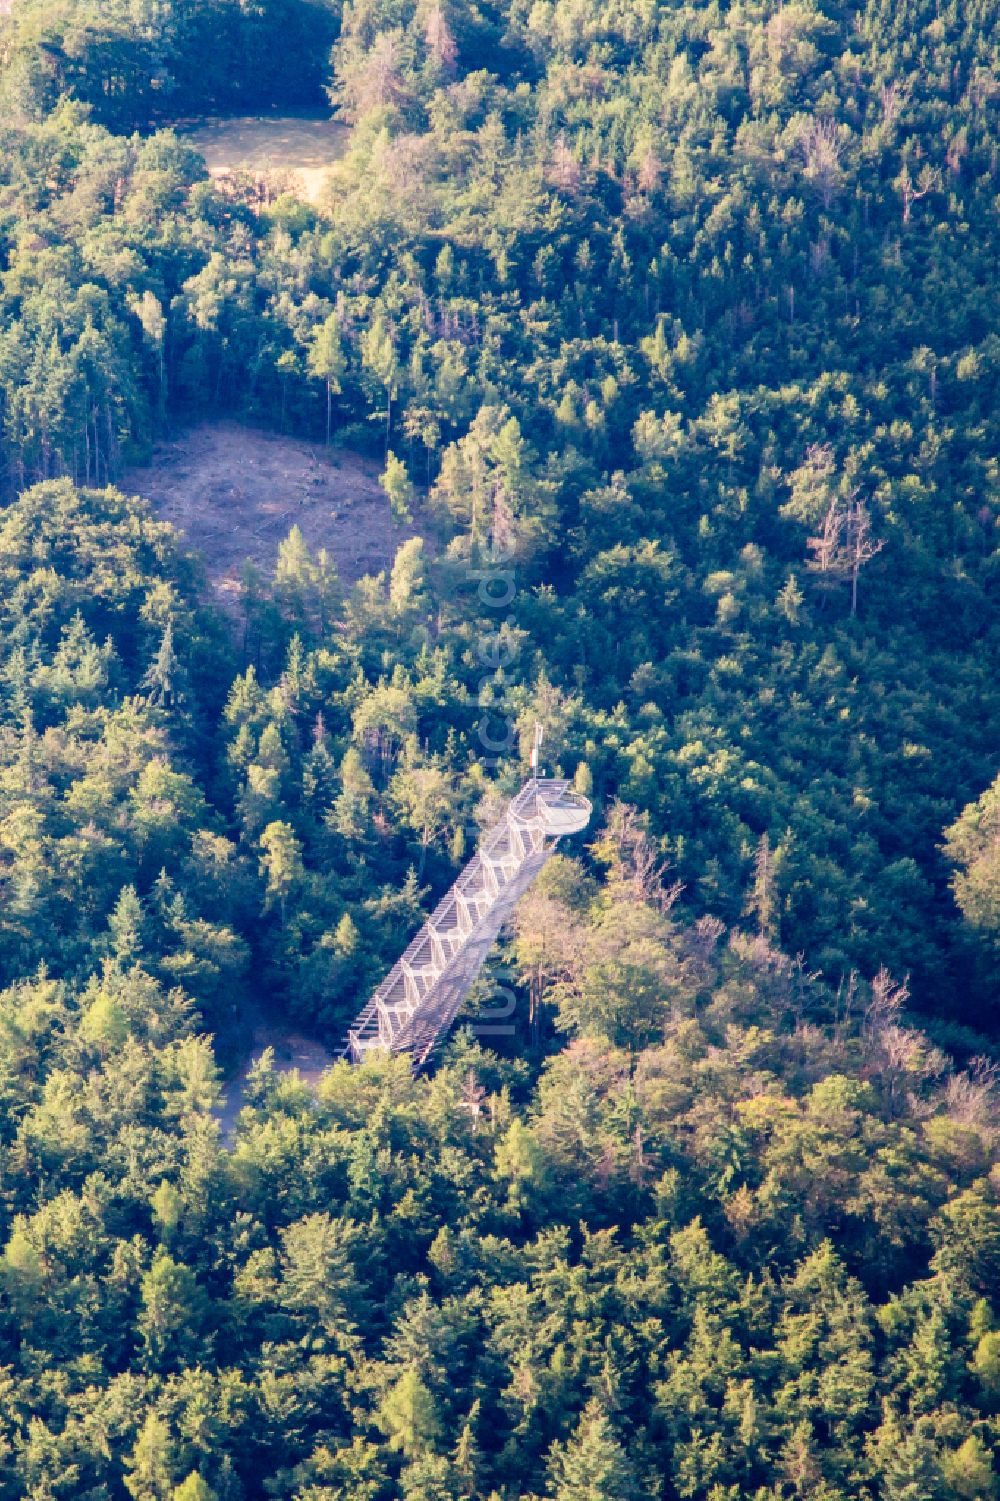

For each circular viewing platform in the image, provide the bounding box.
[533,785,592,838]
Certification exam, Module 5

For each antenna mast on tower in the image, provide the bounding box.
[530,722,544,778]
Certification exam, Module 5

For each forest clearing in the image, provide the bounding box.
[215,1022,337,1143]
[124,422,412,609]
[183,115,349,203]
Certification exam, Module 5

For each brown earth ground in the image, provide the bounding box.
[124,421,417,612]
[215,1021,338,1144]
[183,115,350,204]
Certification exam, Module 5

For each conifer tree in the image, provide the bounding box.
[547,1400,635,1501]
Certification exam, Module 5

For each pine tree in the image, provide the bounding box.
[451,1402,482,1499]
[302,728,337,817]
[307,313,346,446]
[377,1369,442,1458]
[259,821,305,927]
[143,620,179,709]
[171,1476,218,1501]
[547,1400,635,1501]
[383,453,415,525]
[744,833,778,943]
[108,884,144,966]
[777,571,805,625]
[941,1436,998,1501]
[362,311,399,456]
[869,1409,943,1501]
[138,1251,206,1372]
[274,526,317,630]
[333,912,359,956]
[390,537,429,614]
[124,1411,174,1501]
[329,747,376,841]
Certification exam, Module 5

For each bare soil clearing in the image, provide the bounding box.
[183,115,349,204]
[124,422,411,611]
[216,1023,338,1144]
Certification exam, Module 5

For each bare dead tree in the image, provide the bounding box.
[895,163,939,224]
[877,1025,943,1114]
[629,1124,653,1186]
[806,491,883,615]
[800,117,844,210]
[946,126,968,177]
[490,479,516,559]
[512,884,584,1042]
[636,145,661,194]
[744,832,777,941]
[766,6,801,64]
[424,5,457,71]
[863,966,907,1044]
[845,498,885,616]
[861,967,940,1114]
[832,969,860,1044]
[789,953,823,1030]
[878,79,906,134]
[809,234,831,277]
[943,1056,1000,1129]
[458,1069,487,1119]
[350,32,409,115]
[967,65,998,110]
[598,801,681,910]
[806,495,846,579]
[689,914,726,960]
[862,970,914,1104]
[549,133,582,194]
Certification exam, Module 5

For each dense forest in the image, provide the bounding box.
[0,0,998,1496]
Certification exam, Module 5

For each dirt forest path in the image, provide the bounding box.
[124,421,418,614]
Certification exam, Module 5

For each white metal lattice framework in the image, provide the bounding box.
[344,778,592,1067]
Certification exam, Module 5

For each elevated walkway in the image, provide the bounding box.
[343,777,591,1067]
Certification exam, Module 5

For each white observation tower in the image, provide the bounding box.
[343,728,591,1067]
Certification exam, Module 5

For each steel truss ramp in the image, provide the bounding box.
[343,778,591,1068]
